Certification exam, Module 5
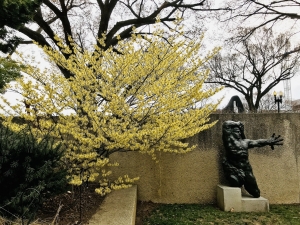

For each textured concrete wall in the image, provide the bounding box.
[110,113,300,204]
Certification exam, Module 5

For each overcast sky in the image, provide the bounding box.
[201,4,300,108]
[3,1,300,111]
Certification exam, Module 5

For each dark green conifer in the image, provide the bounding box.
[0,125,69,222]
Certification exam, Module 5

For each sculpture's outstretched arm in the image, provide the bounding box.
[248,133,283,150]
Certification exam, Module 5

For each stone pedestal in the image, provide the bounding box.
[217,185,269,212]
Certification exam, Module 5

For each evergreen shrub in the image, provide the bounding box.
[0,125,69,221]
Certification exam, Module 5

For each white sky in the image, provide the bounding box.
[201,6,300,108]
[2,1,300,110]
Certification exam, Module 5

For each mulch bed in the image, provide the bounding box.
[36,183,105,225]
[36,184,157,225]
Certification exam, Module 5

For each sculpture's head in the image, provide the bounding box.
[222,121,246,142]
[232,127,242,139]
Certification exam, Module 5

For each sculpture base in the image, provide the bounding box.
[217,185,269,212]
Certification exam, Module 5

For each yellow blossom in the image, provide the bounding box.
[0,28,222,195]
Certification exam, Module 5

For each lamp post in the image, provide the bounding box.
[273,91,283,113]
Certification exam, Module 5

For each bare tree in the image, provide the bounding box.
[257,93,278,112]
[207,28,300,112]
[220,0,300,56]
[2,0,229,79]
[241,93,276,113]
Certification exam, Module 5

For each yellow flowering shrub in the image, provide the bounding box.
[0,30,222,195]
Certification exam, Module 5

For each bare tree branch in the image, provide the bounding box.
[220,0,300,57]
[3,0,229,79]
[207,28,300,112]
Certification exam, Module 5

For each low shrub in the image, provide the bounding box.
[0,125,69,222]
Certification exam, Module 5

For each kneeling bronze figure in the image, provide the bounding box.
[222,121,283,198]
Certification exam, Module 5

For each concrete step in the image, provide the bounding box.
[241,196,269,212]
[89,185,137,225]
[217,185,269,212]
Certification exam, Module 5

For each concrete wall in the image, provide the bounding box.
[110,113,300,204]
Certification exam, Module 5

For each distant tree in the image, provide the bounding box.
[207,28,300,112]
[225,1,300,35]
[240,93,276,113]
[0,57,25,92]
[0,0,42,91]
[255,93,277,112]
[0,0,43,54]
[219,0,300,56]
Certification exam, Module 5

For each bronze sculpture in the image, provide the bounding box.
[222,121,283,198]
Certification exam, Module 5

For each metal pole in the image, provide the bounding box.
[274,93,282,113]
